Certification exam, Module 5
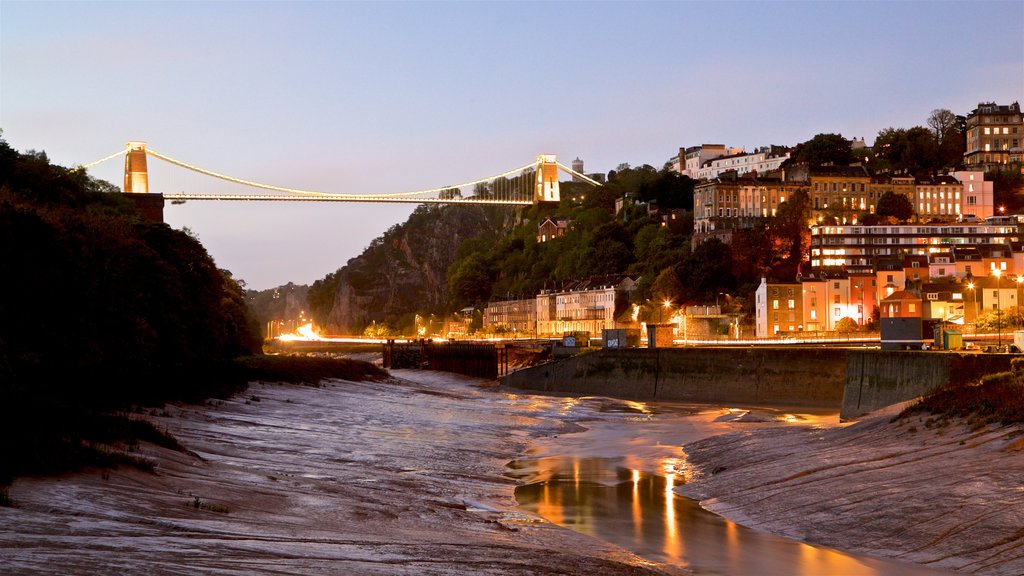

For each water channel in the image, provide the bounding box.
[508,397,956,575]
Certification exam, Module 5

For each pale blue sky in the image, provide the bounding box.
[2,1,1022,290]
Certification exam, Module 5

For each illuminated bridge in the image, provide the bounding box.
[78,142,601,212]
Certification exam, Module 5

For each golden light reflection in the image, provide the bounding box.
[664,471,679,560]
[537,482,564,526]
[625,400,652,414]
[631,469,642,541]
[278,322,321,341]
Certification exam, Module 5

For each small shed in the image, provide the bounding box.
[880,290,924,350]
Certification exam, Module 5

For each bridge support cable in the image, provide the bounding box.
[71,148,130,173]
[555,162,603,187]
[145,148,538,203]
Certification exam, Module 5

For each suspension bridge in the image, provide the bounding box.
[78,142,601,222]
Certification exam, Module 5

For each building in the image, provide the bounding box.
[692,174,804,246]
[879,290,924,350]
[483,298,537,336]
[693,146,791,181]
[754,278,803,337]
[964,101,1024,172]
[913,175,963,221]
[535,275,636,337]
[678,145,739,179]
[803,165,873,223]
[952,171,995,219]
[809,222,1020,274]
[571,157,585,182]
[537,216,570,243]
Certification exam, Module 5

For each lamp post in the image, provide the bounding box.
[967,281,977,334]
[994,268,1002,349]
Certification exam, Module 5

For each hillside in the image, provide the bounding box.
[307,165,784,334]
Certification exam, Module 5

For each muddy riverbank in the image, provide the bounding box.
[1,371,680,575]
[677,404,1024,575]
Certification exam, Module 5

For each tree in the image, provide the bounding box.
[784,133,854,167]
[927,109,958,141]
[770,189,811,278]
[876,191,915,222]
[834,317,859,333]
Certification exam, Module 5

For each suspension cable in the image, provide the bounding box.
[556,162,603,186]
[146,148,539,199]
[70,147,128,172]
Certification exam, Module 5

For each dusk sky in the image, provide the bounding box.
[3,1,1022,290]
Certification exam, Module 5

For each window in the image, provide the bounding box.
[834,295,841,304]
[908,303,916,313]
[773,300,779,309]
[834,307,841,317]
[788,299,795,309]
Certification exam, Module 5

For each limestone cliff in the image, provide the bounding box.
[319,204,521,334]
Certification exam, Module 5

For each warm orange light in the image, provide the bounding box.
[663,299,672,309]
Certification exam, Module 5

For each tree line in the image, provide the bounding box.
[0,135,262,486]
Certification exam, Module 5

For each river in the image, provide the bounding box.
[0,369,957,574]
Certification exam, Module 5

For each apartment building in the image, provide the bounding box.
[809,222,1020,273]
[535,275,636,337]
[964,101,1024,171]
[754,279,802,337]
[693,146,792,181]
[483,297,537,335]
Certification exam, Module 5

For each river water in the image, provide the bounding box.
[505,394,956,575]
[1,370,958,574]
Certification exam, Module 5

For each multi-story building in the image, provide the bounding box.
[952,171,995,219]
[678,144,740,178]
[754,279,802,337]
[804,165,873,222]
[693,174,806,246]
[693,146,791,181]
[483,298,537,336]
[914,175,963,220]
[809,222,1020,273]
[534,275,636,337]
[964,101,1024,171]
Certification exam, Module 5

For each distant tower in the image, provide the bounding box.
[571,157,584,182]
[535,154,560,203]
[124,141,149,193]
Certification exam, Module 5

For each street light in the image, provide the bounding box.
[994,268,1002,349]
[967,281,977,334]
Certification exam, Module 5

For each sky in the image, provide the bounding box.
[2,1,1022,291]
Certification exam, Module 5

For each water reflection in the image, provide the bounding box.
[512,456,953,576]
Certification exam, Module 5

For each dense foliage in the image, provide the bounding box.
[0,136,262,486]
[442,166,806,321]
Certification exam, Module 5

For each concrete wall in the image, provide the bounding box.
[841,351,1014,419]
[502,347,1016,419]
[502,348,848,409]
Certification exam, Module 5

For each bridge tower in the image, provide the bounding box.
[122,141,164,222]
[535,154,560,203]
[124,141,149,193]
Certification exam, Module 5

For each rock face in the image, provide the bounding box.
[677,410,1024,575]
[323,205,520,334]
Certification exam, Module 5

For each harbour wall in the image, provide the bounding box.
[501,348,1014,419]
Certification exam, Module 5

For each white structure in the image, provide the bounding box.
[952,170,995,220]
[694,147,791,181]
[535,276,636,337]
[755,278,802,337]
